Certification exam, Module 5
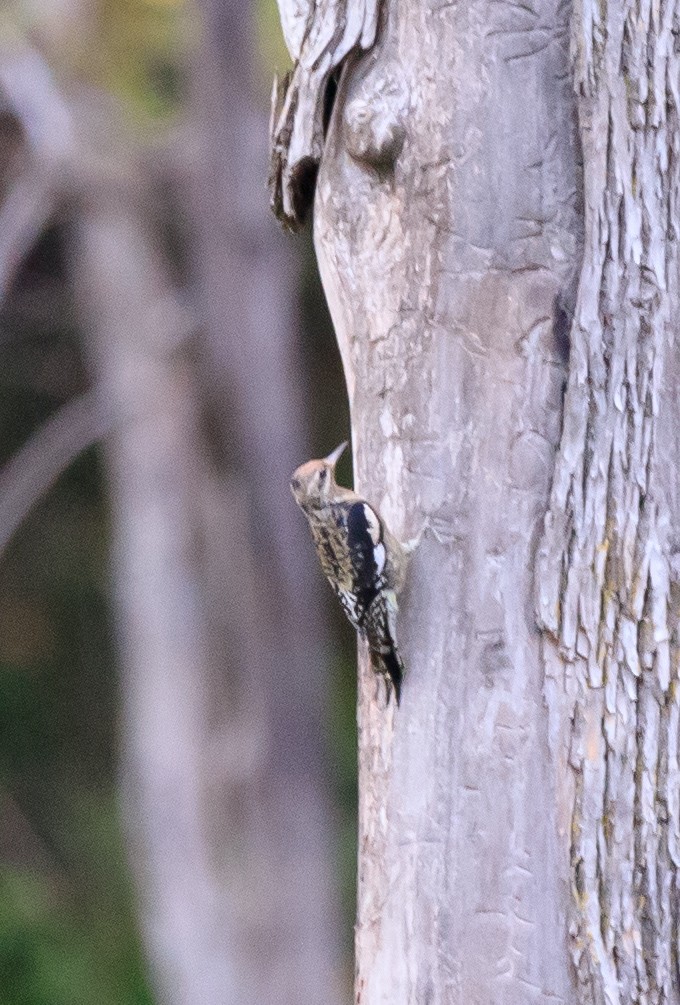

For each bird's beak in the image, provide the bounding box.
[324,441,348,468]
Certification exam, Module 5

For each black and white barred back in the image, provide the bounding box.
[310,499,403,703]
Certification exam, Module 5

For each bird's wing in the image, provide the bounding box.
[346,500,386,594]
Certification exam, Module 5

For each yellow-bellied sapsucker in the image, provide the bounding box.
[291,442,407,704]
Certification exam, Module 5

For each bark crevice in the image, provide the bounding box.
[537,2,680,1001]
[269,0,380,229]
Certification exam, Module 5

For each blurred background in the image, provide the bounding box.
[0,2,357,1002]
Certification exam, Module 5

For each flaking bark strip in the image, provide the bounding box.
[269,0,380,229]
[537,1,680,1001]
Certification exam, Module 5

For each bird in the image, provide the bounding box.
[290,441,407,704]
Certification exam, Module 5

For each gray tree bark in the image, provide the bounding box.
[272,0,680,1002]
[537,3,680,1003]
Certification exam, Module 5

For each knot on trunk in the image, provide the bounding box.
[344,75,407,175]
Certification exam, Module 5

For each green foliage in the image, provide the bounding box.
[255,0,292,82]
[0,804,153,1005]
[0,228,151,1003]
[96,0,194,124]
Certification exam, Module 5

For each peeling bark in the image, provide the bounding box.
[269,0,379,228]
[537,2,680,1003]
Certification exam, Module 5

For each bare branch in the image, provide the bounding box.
[0,168,56,301]
[0,389,113,559]
[0,45,75,300]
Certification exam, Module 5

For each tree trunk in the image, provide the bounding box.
[537,3,680,1003]
[72,88,344,1005]
[272,0,680,1001]
[187,2,344,1000]
[71,177,245,1005]
[313,0,583,997]
[3,14,345,1005]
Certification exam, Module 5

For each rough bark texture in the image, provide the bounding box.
[537,2,680,1003]
[272,0,680,999]
[270,0,379,227]
[308,0,583,1000]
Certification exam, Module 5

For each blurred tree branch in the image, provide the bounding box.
[0,14,345,1001]
[185,2,344,999]
[0,389,113,559]
[0,46,73,301]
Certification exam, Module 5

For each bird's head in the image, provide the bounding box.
[290,441,347,510]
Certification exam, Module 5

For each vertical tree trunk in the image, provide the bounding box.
[273,0,680,1000]
[314,1,582,999]
[537,3,680,1003]
[73,185,240,1005]
[188,2,344,1000]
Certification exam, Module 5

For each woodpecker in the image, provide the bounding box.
[291,442,407,704]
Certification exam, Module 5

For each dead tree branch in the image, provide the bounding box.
[0,389,113,559]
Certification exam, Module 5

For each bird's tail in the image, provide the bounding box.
[368,634,404,705]
[376,643,404,706]
[366,590,404,705]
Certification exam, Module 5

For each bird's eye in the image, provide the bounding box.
[319,469,328,484]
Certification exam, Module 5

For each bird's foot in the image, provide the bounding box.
[401,528,424,556]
